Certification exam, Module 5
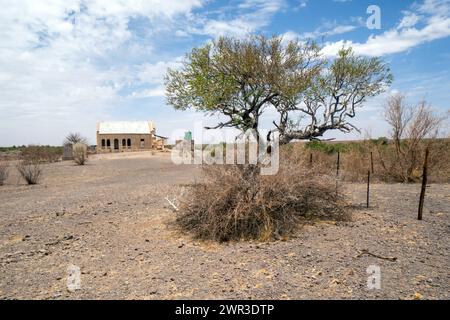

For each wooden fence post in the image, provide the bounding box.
[366,170,371,208]
[309,153,313,166]
[370,151,374,174]
[418,147,429,220]
[336,151,340,177]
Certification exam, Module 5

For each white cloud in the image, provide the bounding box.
[302,24,357,39]
[397,12,421,29]
[137,58,183,85]
[0,0,202,145]
[197,0,285,37]
[322,0,450,56]
[280,23,357,46]
[131,87,166,98]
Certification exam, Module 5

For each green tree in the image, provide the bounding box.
[274,47,393,144]
[165,36,393,144]
[165,35,323,139]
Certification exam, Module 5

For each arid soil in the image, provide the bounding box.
[0,152,449,299]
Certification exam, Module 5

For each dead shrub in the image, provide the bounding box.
[380,94,446,182]
[16,146,43,184]
[176,150,347,242]
[17,160,42,185]
[64,132,88,145]
[0,161,8,185]
[73,143,87,165]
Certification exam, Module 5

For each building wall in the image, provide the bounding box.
[96,133,154,153]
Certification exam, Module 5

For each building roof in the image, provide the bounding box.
[97,121,155,134]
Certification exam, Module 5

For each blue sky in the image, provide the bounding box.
[0,0,449,145]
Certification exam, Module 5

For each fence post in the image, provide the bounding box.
[309,153,313,166]
[370,151,374,174]
[366,170,371,208]
[418,147,429,221]
[335,151,341,197]
[336,151,340,176]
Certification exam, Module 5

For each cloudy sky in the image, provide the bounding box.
[0,0,449,146]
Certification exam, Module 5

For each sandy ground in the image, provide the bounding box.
[0,152,449,300]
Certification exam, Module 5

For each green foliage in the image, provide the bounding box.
[0,146,22,153]
[165,36,393,144]
[165,35,323,132]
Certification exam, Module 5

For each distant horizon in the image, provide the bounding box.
[2,136,450,148]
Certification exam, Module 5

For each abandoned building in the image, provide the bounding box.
[96,121,166,153]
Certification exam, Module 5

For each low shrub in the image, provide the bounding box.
[176,150,347,242]
[17,146,45,184]
[0,161,8,185]
[17,160,42,185]
[73,143,87,165]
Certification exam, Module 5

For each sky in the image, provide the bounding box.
[0,0,449,146]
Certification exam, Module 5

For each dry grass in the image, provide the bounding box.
[21,145,62,163]
[176,149,348,242]
[0,161,8,186]
[73,143,87,165]
[301,139,450,183]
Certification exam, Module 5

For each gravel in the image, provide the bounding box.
[0,152,448,299]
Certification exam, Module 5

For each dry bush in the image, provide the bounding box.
[73,143,87,165]
[374,138,450,183]
[17,160,42,185]
[379,94,446,182]
[17,146,44,184]
[64,132,88,145]
[426,138,450,183]
[21,145,62,163]
[340,150,371,182]
[301,142,372,182]
[176,149,347,242]
[0,161,8,186]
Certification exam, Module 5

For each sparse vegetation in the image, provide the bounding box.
[17,160,42,185]
[0,161,8,186]
[287,138,450,183]
[73,143,88,165]
[377,94,446,182]
[16,146,46,184]
[64,132,88,145]
[166,36,393,241]
[177,151,347,242]
[20,145,62,163]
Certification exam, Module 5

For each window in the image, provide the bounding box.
[140,139,145,148]
[114,139,119,150]
[101,139,105,148]
[122,139,126,147]
[106,139,111,148]
[127,138,131,147]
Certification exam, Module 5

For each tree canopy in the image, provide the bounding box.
[165,35,393,144]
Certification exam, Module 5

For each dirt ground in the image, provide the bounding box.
[0,152,449,300]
